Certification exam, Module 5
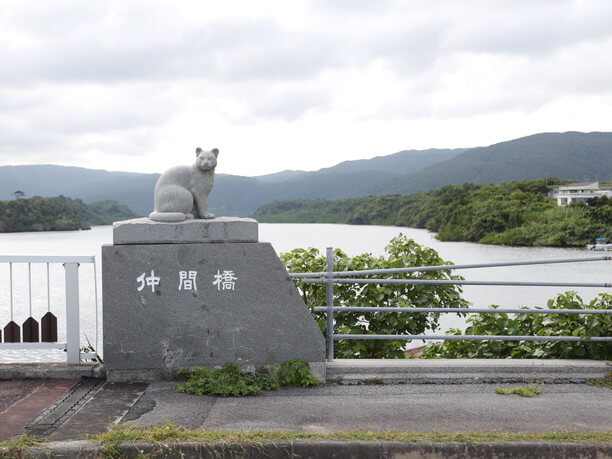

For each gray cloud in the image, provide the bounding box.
[446,3,612,56]
[1,0,611,172]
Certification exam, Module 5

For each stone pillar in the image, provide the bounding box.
[102,217,325,381]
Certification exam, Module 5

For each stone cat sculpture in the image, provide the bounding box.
[149,147,218,222]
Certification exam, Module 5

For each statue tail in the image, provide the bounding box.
[148,212,187,222]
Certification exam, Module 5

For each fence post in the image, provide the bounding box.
[326,247,334,361]
[64,262,80,364]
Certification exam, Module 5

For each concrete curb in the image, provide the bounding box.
[7,440,612,458]
[0,363,103,380]
[327,359,612,384]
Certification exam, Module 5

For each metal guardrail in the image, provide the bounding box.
[290,249,612,360]
[0,255,97,363]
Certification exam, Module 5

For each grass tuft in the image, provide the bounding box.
[494,385,542,397]
[586,372,612,390]
[0,433,40,455]
[90,422,612,446]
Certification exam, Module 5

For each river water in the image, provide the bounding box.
[1,224,609,362]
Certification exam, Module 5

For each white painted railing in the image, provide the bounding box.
[0,255,97,364]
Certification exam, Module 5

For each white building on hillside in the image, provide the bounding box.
[548,182,612,206]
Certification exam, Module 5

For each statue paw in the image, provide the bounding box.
[204,213,216,219]
[185,213,195,220]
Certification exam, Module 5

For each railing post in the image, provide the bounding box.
[64,262,80,364]
[326,247,334,361]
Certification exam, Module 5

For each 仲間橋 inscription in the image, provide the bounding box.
[135,269,238,293]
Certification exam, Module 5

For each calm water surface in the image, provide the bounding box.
[1,224,609,362]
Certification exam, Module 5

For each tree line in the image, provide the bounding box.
[0,194,137,232]
[254,179,612,247]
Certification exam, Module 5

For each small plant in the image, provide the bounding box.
[277,359,319,387]
[80,335,103,364]
[0,433,40,456]
[175,363,279,397]
[96,421,184,456]
[494,385,542,397]
[586,372,612,389]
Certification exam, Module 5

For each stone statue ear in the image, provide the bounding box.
[212,148,219,157]
[195,147,202,156]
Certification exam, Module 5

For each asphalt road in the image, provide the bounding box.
[125,382,612,433]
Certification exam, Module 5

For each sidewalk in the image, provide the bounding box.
[125,382,612,434]
[1,360,610,443]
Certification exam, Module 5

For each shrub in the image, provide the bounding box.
[175,359,319,396]
[175,363,279,397]
[277,359,319,387]
[421,292,611,359]
[281,234,468,358]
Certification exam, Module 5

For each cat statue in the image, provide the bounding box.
[148,147,218,222]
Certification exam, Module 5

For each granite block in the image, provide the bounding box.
[112,217,258,244]
[102,242,325,371]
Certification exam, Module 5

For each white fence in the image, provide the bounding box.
[0,256,98,364]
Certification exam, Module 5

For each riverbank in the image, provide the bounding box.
[253,179,612,248]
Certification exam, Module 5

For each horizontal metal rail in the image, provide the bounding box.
[334,334,612,342]
[0,255,95,263]
[0,342,67,350]
[0,256,95,363]
[289,255,611,278]
[301,278,612,288]
[313,306,612,315]
[296,248,612,360]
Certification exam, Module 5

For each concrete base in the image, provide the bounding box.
[102,242,326,372]
[0,363,103,380]
[113,217,258,245]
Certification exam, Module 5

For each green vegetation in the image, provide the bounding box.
[254,179,612,247]
[3,424,610,456]
[281,235,468,358]
[175,363,280,397]
[277,359,319,387]
[0,195,137,232]
[421,292,612,360]
[175,359,319,397]
[0,433,41,456]
[2,426,610,458]
[87,422,611,445]
[494,385,542,397]
[587,372,612,389]
[280,236,609,360]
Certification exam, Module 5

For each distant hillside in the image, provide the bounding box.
[0,148,461,216]
[356,132,612,196]
[0,196,137,232]
[253,179,612,247]
[0,165,159,216]
[1,132,610,217]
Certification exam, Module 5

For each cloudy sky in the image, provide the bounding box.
[1,0,611,176]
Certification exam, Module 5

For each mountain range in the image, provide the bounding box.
[0,131,610,217]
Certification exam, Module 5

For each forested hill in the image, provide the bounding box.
[0,196,137,232]
[1,131,610,216]
[354,132,612,196]
[253,179,612,247]
[0,149,461,216]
